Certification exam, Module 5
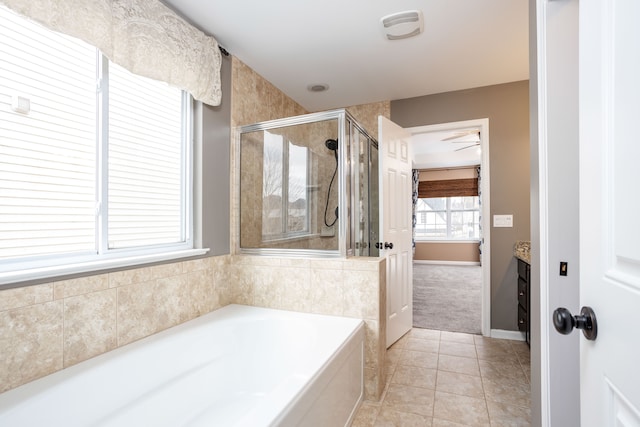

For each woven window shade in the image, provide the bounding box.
[418,178,478,198]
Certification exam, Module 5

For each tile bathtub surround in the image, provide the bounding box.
[228,254,388,401]
[1,253,389,402]
[0,255,231,394]
[352,329,531,427]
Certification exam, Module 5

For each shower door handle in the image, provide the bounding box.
[375,242,394,250]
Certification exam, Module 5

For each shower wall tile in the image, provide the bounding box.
[0,301,63,393]
[346,101,391,141]
[63,289,117,367]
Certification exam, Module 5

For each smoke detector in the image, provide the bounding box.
[380,10,424,40]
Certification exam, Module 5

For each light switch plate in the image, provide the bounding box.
[493,214,513,228]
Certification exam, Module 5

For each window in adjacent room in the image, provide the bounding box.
[415,196,480,239]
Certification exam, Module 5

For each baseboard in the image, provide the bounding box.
[490,329,526,341]
[413,260,481,266]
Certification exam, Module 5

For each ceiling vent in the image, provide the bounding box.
[380,10,424,40]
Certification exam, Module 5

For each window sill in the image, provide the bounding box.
[415,239,481,244]
[0,248,210,288]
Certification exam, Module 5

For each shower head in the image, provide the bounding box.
[325,139,338,151]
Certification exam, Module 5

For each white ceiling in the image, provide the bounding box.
[163,0,529,113]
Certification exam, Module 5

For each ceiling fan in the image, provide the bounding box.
[441,130,481,151]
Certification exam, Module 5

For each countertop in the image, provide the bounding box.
[514,240,531,264]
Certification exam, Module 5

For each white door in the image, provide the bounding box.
[378,116,413,348]
[578,0,640,424]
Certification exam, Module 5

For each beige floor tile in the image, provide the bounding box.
[474,336,514,349]
[479,359,528,383]
[432,418,475,427]
[436,370,485,399]
[516,350,531,365]
[433,391,490,426]
[438,354,480,376]
[391,333,410,350]
[486,400,532,426]
[374,407,432,427]
[510,341,530,354]
[475,344,514,359]
[386,347,402,374]
[405,338,440,353]
[522,364,531,384]
[482,376,531,408]
[439,341,477,359]
[381,333,530,427]
[411,327,441,341]
[391,364,437,389]
[440,331,475,344]
[352,402,381,427]
[400,349,439,369]
[382,384,436,417]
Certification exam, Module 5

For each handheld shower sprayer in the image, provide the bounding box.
[325,138,338,159]
[324,138,339,227]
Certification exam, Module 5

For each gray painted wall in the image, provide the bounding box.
[530,0,581,425]
[199,53,231,255]
[391,81,530,331]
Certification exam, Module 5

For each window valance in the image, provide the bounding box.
[0,0,222,106]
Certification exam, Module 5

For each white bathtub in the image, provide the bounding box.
[0,304,365,426]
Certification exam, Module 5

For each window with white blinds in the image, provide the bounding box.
[0,5,193,279]
[107,62,187,250]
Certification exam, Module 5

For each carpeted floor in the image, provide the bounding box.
[413,263,483,334]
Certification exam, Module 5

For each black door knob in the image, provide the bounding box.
[384,242,394,249]
[552,306,598,341]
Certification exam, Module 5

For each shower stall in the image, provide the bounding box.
[236,109,379,257]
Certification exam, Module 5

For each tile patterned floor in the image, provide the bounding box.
[352,328,531,427]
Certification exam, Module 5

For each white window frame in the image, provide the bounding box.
[415,196,481,242]
[0,16,206,286]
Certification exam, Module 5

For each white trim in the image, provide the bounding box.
[0,248,209,286]
[536,0,551,425]
[407,118,491,337]
[413,260,480,266]
[491,329,526,341]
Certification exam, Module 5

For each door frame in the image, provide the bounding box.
[406,118,491,337]
[531,0,581,425]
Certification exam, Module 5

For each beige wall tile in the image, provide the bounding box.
[117,276,187,346]
[343,270,379,319]
[0,283,53,312]
[54,274,109,299]
[343,257,382,271]
[182,257,211,273]
[63,289,117,367]
[0,301,63,393]
[310,268,344,316]
[108,262,183,288]
[185,269,218,318]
